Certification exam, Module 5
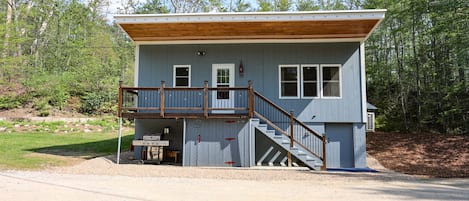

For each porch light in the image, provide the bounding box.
[196,50,206,56]
[163,127,170,135]
[239,60,244,74]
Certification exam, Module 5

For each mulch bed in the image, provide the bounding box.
[367,132,469,178]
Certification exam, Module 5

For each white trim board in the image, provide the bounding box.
[134,38,364,45]
[134,44,139,87]
[360,42,367,123]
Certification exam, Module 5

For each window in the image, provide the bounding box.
[173,65,191,87]
[216,68,230,99]
[279,65,299,98]
[301,65,319,98]
[321,65,341,98]
[278,64,342,99]
[366,112,375,132]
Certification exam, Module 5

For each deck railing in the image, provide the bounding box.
[118,80,325,169]
[119,81,251,118]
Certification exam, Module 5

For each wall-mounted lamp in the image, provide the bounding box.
[196,50,206,56]
[239,60,244,75]
[163,127,170,135]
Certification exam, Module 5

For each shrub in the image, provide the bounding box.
[0,94,28,110]
[80,92,103,114]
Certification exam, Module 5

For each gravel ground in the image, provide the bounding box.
[0,153,468,201]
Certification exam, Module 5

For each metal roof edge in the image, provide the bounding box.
[114,9,386,24]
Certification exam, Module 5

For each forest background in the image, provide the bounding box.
[0,0,467,134]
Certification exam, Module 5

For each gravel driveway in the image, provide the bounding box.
[0,155,467,201]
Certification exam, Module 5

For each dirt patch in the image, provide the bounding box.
[27,153,86,168]
[367,132,469,178]
[0,108,87,120]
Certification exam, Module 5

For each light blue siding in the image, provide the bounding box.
[353,123,367,168]
[138,43,363,123]
[136,43,368,168]
[183,119,251,167]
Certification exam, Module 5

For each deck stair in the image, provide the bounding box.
[251,119,323,170]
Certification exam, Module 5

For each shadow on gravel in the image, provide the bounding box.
[353,181,469,201]
[320,171,469,200]
[28,135,134,160]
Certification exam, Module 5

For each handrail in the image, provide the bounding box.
[254,111,324,160]
[253,90,326,169]
[253,91,290,116]
[253,91,323,139]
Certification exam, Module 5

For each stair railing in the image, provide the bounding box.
[253,91,327,170]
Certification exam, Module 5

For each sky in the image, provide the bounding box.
[104,0,260,21]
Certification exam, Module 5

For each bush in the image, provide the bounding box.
[33,99,52,117]
[80,92,103,114]
[0,95,28,110]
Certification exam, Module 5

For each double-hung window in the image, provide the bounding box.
[321,64,341,98]
[278,64,341,99]
[173,65,191,87]
[301,65,319,98]
[279,65,300,98]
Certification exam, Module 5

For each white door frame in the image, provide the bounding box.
[211,64,235,114]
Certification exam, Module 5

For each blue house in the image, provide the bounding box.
[115,10,385,170]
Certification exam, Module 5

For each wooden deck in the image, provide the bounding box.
[118,81,254,119]
[121,112,250,119]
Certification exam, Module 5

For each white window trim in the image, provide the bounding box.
[278,64,300,99]
[366,112,376,132]
[173,65,191,87]
[301,64,320,99]
[320,64,342,99]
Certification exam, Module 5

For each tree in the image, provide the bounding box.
[257,0,274,11]
[231,0,252,12]
[296,0,319,11]
[274,0,292,11]
[135,0,169,14]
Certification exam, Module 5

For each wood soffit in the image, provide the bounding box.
[119,19,380,41]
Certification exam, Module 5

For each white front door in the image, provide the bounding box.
[212,64,235,114]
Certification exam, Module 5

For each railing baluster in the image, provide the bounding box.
[322,134,327,170]
[204,81,209,118]
[160,81,165,117]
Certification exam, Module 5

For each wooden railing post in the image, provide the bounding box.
[118,81,123,117]
[288,110,294,167]
[321,133,327,171]
[248,80,254,118]
[203,80,209,118]
[160,81,165,118]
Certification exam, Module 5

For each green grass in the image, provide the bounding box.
[0,132,133,169]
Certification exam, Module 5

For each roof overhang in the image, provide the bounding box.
[114,10,386,44]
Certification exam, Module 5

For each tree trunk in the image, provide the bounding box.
[2,0,13,59]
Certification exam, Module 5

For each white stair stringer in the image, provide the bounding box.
[252,119,323,171]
